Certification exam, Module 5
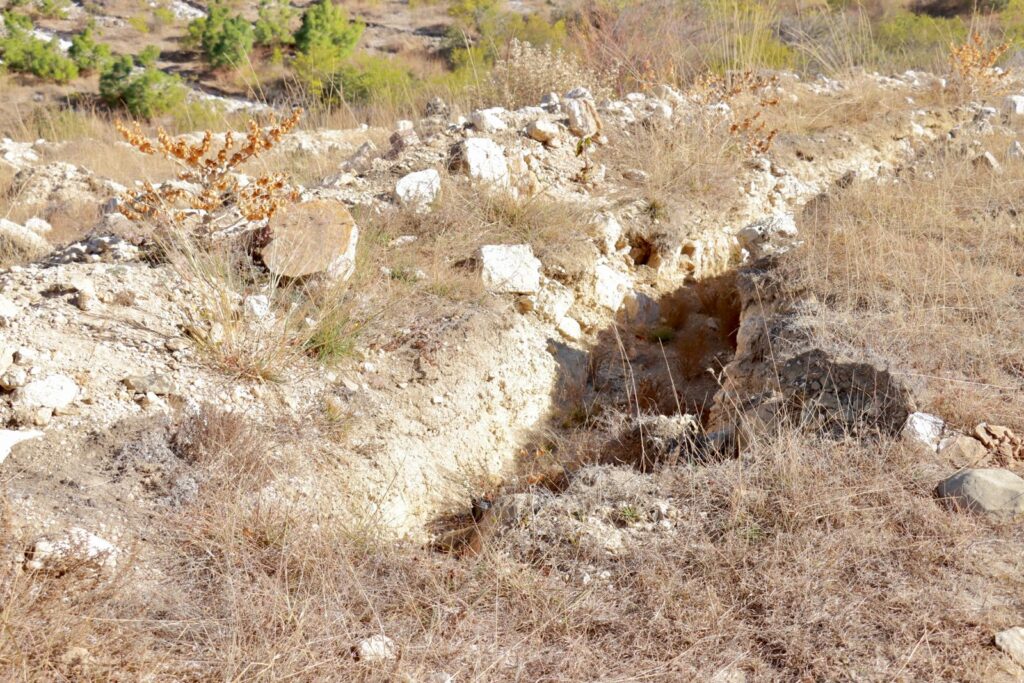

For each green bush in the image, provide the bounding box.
[294,0,364,59]
[69,24,113,74]
[100,54,185,118]
[333,53,413,104]
[0,12,80,83]
[254,0,296,47]
[137,44,160,67]
[35,0,70,20]
[187,1,254,69]
[444,0,566,67]
[876,11,966,53]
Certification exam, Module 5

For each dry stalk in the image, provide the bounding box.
[948,32,1010,101]
[691,71,780,155]
[114,109,303,236]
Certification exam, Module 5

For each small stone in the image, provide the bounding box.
[0,294,19,321]
[17,374,79,411]
[0,429,43,465]
[590,213,624,254]
[935,468,1024,519]
[261,201,359,282]
[1002,94,1024,118]
[469,107,508,133]
[123,373,173,396]
[995,627,1024,667]
[902,412,945,452]
[973,151,1001,172]
[242,295,271,320]
[533,279,575,322]
[165,338,188,352]
[937,433,989,468]
[354,635,396,662]
[565,98,602,138]
[593,260,631,311]
[479,244,542,294]
[431,395,444,405]
[556,316,583,340]
[395,168,441,210]
[1,366,28,390]
[25,527,118,572]
[526,119,560,145]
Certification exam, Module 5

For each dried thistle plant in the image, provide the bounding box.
[691,71,780,155]
[115,109,303,236]
[948,32,1010,101]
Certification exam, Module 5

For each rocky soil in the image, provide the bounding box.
[2,68,1024,679]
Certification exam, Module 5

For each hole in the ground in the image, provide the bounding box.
[627,234,654,266]
[432,271,745,554]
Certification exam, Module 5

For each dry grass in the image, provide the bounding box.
[3,415,1021,680]
[602,110,741,227]
[783,141,1024,431]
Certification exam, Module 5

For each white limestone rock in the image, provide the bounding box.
[25,527,118,572]
[17,374,79,412]
[395,168,441,210]
[902,412,945,452]
[452,138,509,187]
[479,244,542,294]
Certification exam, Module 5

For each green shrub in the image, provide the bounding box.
[35,0,70,19]
[187,1,254,69]
[153,5,176,27]
[0,12,80,83]
[444,0,566,67]
[69,24,113,74]
[294,0,364,59]
[137,44,160,67]
[254,0,296,47]
[876,10,966,52]
[333,53,413,104]
[127,15,150,34]
[100,54,185,118]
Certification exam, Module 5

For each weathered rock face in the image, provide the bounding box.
[709,258,914,436]
[260,200,359,280]
[935,468,1024,519]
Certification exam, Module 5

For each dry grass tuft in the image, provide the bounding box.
[783,144,1024,430]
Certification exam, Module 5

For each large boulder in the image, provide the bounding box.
[260,200,359,281]
[935,468,1024,519]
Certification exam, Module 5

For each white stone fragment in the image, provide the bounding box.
[479,244,542,294]
[593,260,631,311]
[395,168,441,210]
[902,412,945,452]
[455,138,509,186]
[355,635,397,662]
[17,374,79,411]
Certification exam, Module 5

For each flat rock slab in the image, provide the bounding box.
[935,468,1024,519]
[261,200,358,280]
